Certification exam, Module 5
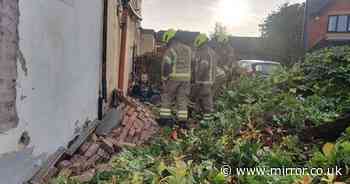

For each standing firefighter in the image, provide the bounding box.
[192,34,217,121]
[159,29,193,125]
[211,34,236,95]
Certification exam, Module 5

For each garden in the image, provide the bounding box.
[53,46,350,184]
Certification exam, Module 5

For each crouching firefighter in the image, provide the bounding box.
[159,29,193,125]
[192,33,217,122]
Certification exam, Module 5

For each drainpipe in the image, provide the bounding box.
[99,0,108,120]
[303,0,309,51]
[118,9,128,94]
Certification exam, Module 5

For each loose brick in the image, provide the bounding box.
[131,134,141,145]
[143,121,151,130]
[71,160,90,175]
[117,142,136,148]
[111,127,122,136]
[126,107,135,116]
[84,143,100,158]
[140,130,153,142]
[117,127,129,143]
[57,160,72,170]
[58,168,73,178]
[96,164,113,173]
[97,148,110,160]
[87,154,101,166]
[70,155,87,163]
[121,115,129,126]
[128,127,136,137]
[128,113,137,125]
[100,138,115,154]
[125,133,135,143]
[72,169,96,183]
[79,142,92,154]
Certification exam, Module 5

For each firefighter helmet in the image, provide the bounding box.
[194,33,209,48]
[162,29,177,43]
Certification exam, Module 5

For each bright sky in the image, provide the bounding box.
[142,0,305,37]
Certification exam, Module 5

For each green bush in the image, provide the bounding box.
[53,46,350,184]
[303,46,350,112]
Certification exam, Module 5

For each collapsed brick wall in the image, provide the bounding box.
[0,0,19,132]
[45,98,159,183]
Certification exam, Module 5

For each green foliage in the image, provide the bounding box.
[51,176,80,184]
[303,46,350,112]
[54,46,350,184]
[239,175,302,184]
[302,95,339,125]
[336,141,350,167]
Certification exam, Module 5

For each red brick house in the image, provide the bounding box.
[304,0,350,49]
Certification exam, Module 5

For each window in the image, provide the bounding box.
[328,16,337,32]
[328,15,350,33]
[337,16,348,32]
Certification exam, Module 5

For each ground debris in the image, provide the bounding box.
[53,98,159,182]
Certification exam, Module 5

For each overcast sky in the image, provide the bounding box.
[142,0,305,37]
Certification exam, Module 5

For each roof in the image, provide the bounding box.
[229,36,262,52]
[141,29,155,35]
[175,31,200,45]
[155,30,200,45]
[307,0,332,17]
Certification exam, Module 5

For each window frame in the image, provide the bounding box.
[327,15,350,33]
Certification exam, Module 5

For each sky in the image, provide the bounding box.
[142,0,305,37]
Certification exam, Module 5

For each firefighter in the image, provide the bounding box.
[159,29,193,125]
[192,33,217,121]
[211,34,236,95]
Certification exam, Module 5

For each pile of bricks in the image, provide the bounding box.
[54,98,159,183]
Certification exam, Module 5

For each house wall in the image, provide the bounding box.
[119,13,141,94]
[307,0,350,48]
[106,0,122,104]
[0,1,103,182]
[140,32,155,55]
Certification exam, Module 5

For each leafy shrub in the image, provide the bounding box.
[53,46,350,184]
[303,46,350,112]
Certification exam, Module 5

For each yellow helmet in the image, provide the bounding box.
[162,29,177,43]
[194,33,209,48]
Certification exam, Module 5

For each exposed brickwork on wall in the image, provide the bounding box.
[0,0,19,132]
[307,0,350,49]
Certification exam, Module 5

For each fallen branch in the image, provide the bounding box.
[301,113,350,141]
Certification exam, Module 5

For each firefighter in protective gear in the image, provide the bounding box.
[159,29,192,123]
[192,33,217,121]
[211,33,236,95]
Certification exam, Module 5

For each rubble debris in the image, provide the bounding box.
[58,168,72,178]
[71,169,96,183]
[84,143,100,158]
[53,97,159,182]
[29,147,66,184]
[95,106,124,136]
[96,164,113,173]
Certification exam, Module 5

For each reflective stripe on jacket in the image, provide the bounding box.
[162,41,192,81]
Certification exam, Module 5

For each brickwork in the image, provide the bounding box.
[307,0,350,49]
[0,0,19,132]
